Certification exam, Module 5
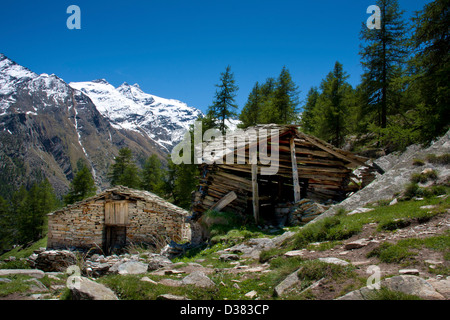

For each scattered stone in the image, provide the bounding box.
[164,269,186,275]
[0,278,12,283]
[146,254,173,271]
[117,261,148,275]
[25,278,48,292]
[70,277,118,300]
[284,250,306,257]
[420,205,437,210]
[426,278,450,299]
[389,198,398,206]
[399,269,420,275]
[140,276,158,285]
[318,257,350,266]
[344,239,370,250]
[245,290,258,299]
[219,254,240,262]
[274,268,301,297]
[157,294,190,300]
[348,207,374,216]
[0,269,45,279]
[181,271,216,289]
[158,278,183,287]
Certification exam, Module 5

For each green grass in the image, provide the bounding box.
[0,237,47,261]
[366,287,423,300]
[426,154,450,165]
[368,231,450,269]
[0,275,34,297]
[291,191,449,250]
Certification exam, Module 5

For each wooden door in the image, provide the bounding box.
[105,201,129,226]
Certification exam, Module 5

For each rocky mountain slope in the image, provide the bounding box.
[0,54,201,197]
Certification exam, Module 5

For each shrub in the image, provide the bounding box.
[412,159,425,166]
[426,154,450,165]
[378,218,411,231]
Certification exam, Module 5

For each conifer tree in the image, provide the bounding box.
[108,148,141,189]
[271,66,300,124]
[141,154,165,196]
[359,0,407,130]
[409,0,450,140]
[314,62,352,147]
[238,82,262,128]
[64,163,97,205]
[207,65,239,134]
[300,86,320,134]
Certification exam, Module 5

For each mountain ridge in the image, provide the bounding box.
[0,53,201,197]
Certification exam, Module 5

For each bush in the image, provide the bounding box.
[410,170,438,184]
[426,154,450,165]
[378,218,411,231]
[412,159,425,166]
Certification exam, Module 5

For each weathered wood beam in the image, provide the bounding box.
[251,164,259,224]
[210,191,238,212]
[290,136,301,203]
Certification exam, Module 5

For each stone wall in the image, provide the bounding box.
[47,198,189,251]
[126,200,188,244]
[47,201,105,250]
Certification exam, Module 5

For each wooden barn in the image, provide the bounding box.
[47,186,191,254]
[192,124,380,227]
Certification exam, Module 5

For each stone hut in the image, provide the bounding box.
[47,186,190,254]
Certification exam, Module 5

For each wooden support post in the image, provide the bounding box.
[251,164,259,224]
[290,136,301,203]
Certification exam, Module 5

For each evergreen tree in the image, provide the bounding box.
[300,86,320,134]
[15,180,58,244]
[314,62,353,147]
[238,82,262,128]
[141,154,165,196]
[64,163,97,205]
[207,65,239,134]
[271,66,300,124]
[0,196,12,251]
[409,0,450,140]
[359,0,408,130]
[108,148,141,189]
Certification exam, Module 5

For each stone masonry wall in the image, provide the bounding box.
[127,200,186,244]
[48,198,188,251]
[47,201,104,250]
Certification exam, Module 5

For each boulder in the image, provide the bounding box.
[70,277,118,300]
[117,261,149,275]
[344,239,370,250]
[181,271,216,289]
[274,268,301,297]
[146,254,173,271]
[337,275,445,300]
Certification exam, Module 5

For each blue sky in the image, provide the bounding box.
[0,0,431,113]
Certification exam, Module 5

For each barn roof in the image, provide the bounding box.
[48,186,189,217]
[198,124,370,168]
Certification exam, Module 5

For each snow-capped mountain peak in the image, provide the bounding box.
[69,79,203,151]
